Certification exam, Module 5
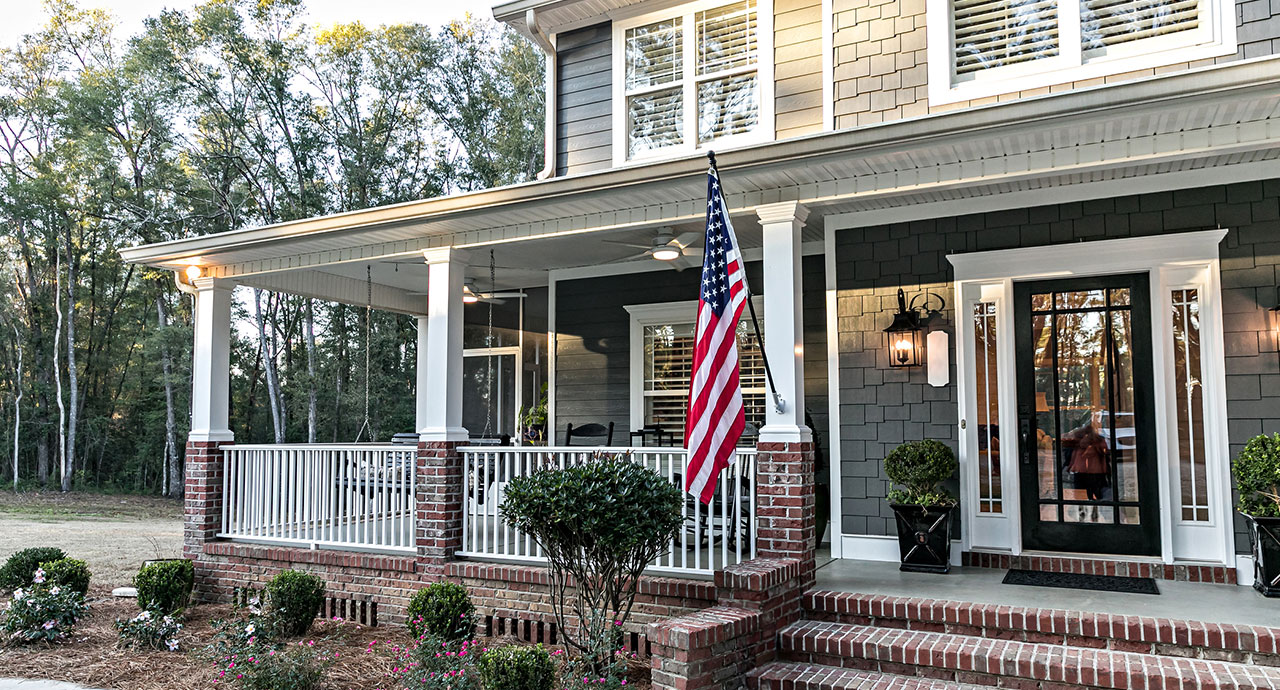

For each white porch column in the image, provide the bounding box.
[418,248,470,442]
[756,201,810,443]
[189,277,235,442]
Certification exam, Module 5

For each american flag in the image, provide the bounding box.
[684,161,748,504]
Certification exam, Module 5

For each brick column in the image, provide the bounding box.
[416,440,465,577]
[755,441,816,586]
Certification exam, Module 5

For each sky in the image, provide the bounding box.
[6,0,499,43]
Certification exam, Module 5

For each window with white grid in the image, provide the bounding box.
[615,0,773,162]
[927,0,1235,104]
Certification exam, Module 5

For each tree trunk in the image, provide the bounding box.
[305,299,318,444]
[64,235,79,493]
[54,253,68,492]
[11,324,22,491]
[254,289,285,443]
[158,297,182,498]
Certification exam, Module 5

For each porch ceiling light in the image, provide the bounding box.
[184,265,203,282]
[884,288,923,368]
[462,283,480,304]
[651,245,681,261]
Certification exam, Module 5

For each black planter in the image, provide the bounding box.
[890,503,955,574]
[1246,514,1280,597]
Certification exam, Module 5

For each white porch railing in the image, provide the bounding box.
[220,444,417,554]
[458,446,757,577]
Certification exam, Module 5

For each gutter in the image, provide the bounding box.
[119,54,1280,267]
[525,9,558,181]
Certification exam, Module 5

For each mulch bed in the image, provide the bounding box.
[0,587,652,690]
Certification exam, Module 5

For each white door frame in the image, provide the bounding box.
[948,229,1234,566]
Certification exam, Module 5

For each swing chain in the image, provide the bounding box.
[354,265,373,443]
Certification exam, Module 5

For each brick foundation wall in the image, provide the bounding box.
[756,441,817,586]
[184,440,228,560]
[416,441,464,577]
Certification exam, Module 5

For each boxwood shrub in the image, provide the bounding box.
[265,569,326,636]
[478,644,556,690]
[0,547,67,591]
[884,440,958,506]
[134,559,194,614]
[1233,432,1280,518]
[405,581,476,641]
[40,558,91,597]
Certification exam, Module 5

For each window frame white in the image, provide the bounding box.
[949,229,1234,567]
[925,0,1237,106]
[611,0,775,165]
[625,297,766,436]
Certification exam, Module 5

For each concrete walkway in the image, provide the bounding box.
[0,681,106,690]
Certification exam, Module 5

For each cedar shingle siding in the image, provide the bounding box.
[834,181,1280,553]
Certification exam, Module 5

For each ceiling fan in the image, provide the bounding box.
[603,229,704,266]
[462,282,526,304]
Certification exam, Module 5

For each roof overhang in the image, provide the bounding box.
[492,0,652,40]
[121,55,1280,289]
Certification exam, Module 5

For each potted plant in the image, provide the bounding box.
[884,440,958,573]
[519,383,548,445]
[1232,432,1280,597]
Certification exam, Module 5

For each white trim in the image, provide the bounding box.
[611,0,776,166]
[548,241,825,283]
[842,534,964,566]
[926,0,1237,106]
[624,296,764,433]
[823,217,842,557]
[1237,553,1256,587]
[462,345,524,440]
[947,230,1234,566]
[548,277,558,438]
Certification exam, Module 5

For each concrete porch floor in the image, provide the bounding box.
[813,558,1280,629]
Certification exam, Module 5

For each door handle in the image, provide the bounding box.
[1019,414,1032,466]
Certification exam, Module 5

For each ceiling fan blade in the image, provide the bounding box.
[600,239,654,249]
[673,231,702,248]
[479,291,527,299]
[682,247,704,260]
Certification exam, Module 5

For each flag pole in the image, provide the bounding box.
[708,151,786,415]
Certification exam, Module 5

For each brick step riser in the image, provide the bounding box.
[802,610,1280,666]
[778,651,1113,690]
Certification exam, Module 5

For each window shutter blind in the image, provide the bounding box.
[698,74,759,142]
[1082,0,1200,54]
[628,88,684,157]
[696,1,757,75]
[625,19,682,89]
[953,0,1060,76]
[643,322,766,444]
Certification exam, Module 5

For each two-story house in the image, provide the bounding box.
[122,1,1280,688]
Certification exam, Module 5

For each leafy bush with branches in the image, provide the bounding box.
[2,583,88,643]
[479,644,556,690]
[265,570,326,636]
[1233,433,1280,518]
[884,440,958,506]
[116,608,184,651]
[41,558,91,597]
[0,547,67,591]
[406,581,476,641]
[135,560,194,615]
[502,453,683,674]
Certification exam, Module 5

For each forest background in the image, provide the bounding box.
[0,0,545,495]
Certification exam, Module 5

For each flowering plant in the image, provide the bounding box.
[116,608,184,651]
[1,582,89,643]
[392,634,483,690]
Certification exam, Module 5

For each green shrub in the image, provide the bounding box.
[2,584,88,643]
[134,559,194,615]
[502,454,683,676]
[41,558,91,597]
[0,547,67,591]
[116,608,184,651]
[405,581,476,641]
[478,644,556,690]
[206,616,332,690]
[235,643,334,690]
[884,440,958,506]
[1233,433,1280,517]
[265,570,325,636]
[395,636,482,690]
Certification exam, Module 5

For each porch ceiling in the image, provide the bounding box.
[121,56,1280,310]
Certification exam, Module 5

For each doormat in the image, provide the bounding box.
[1002,568,1160,595]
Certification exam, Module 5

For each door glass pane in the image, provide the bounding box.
[1031,313,1057,504]
[463,354,516,439]
[1057,289,1106,310]
[1172,288,1208,522]
[974,302,1002,514]
[1057,310,1112,525]
[1110,308,1138,502]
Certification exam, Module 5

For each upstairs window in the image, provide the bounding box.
[614,0,774,163]
[928,0,1236,105]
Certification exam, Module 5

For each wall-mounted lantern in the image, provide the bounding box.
[1269,287,1280,355]
[884,288,923,368]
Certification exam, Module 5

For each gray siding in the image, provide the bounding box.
[554,257,829,455]
[834,180,1280,553]
[555,23,612,177]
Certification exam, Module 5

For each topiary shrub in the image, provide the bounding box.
[0,547,67,591]
[884,440,958,506]
[502,453,683,675]
[265,569,325,636]
[1233,432,1280,517]
[134,559,194,615]
[405,581,476,641]
[478,644,556,690]
[40,558,91,597]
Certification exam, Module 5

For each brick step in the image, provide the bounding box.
[804,591,1280,663]
[778,620,1280,690]
[748,661,991,690]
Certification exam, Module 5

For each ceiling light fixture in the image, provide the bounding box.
[185,265,203,282]
[651,246,681,261]
[462,284,479,304]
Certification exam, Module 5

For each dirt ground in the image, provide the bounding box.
[0,492,182,588]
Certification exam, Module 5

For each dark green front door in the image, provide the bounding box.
[1014,274,1161,556]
